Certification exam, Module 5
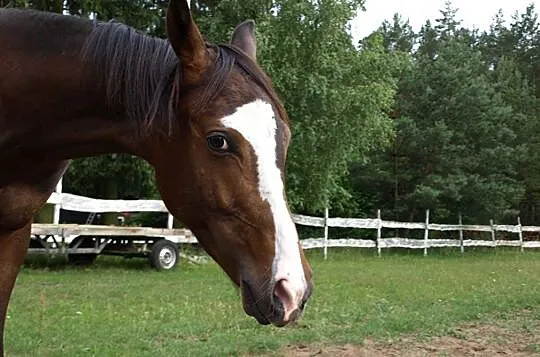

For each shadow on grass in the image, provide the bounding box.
[304,245,536,262]
[23,244,210,271]
[23,254,154,271]
[24,245,535,271]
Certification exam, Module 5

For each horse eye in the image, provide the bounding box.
[207,133,230,153]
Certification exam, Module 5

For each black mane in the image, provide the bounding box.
[80,19,287,135]
[81,21,178,134]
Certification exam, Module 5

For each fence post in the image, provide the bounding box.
[423,209,430,256]
[458,213,464,254]
[323,208,329,260]
[517,216,524,253]
[490,219,496,247]
[167,214,174,229]
[53,178,63,224]
[376,209,382,257]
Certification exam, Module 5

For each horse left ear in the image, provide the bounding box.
[167,0,209,79]
[231,20,257,61]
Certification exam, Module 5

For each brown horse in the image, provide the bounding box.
[0,0,313,353]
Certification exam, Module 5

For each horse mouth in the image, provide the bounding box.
[241,280,271,325]
[241,279,304,327]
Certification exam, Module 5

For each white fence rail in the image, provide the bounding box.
[40,187,540,258]
[295,209,540,259]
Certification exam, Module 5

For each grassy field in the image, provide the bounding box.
[5,249,540,356]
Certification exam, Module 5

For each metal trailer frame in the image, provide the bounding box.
[29,224,197,270]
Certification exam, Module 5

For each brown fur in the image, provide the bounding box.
[0,1,312,353]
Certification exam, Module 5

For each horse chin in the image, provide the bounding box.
[241,279,301,327]
[241,280,271,325]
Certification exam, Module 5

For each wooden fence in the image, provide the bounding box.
[37,181,540,258]
[294,209,540,259]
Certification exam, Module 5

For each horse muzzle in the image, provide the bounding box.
[241,278,312,327]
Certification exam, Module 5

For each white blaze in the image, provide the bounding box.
[221,100,307,312]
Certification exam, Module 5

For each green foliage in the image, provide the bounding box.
[63,154,158,199]
[256,1,397,214]
[352,2,539,225]
[476,5,540,224]
[8,0,540,223]
[191,0,273,41]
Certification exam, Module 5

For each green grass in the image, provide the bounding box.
[5,249,540,356]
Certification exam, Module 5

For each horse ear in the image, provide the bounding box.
[166,0,208,75]
[231,20,257,61]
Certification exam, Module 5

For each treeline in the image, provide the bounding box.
[7,0,538,225]
[354,3,540,225]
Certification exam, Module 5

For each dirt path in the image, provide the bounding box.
[262,310,539,356]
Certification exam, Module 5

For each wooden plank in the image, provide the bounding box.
[165,235,198,244]
[428,239,461,247]
[428,223,518,233]
[424,209,429,256]
[53,179,62,224]
[47,193,168,213]
[299,238,527,250]
[323,208,329,260]
[47,191,62,205]
[326,217,380,229]
[493,224,520,233]
[520,226,540,232]
[523,241,540,248]
[459,214,464,254]
[494,240,521,247]
[300,238,376,249]
[427,223,464,231]
[490,219,496,247]
[300,239,324,249]
[66,225,187,237]
[518,217,524,253]
[458,225,493,232]
[426,224,510,232]
[325,239,376,248]
[31,224,65,236]
[376,210,382,257]
[378,238,427,249]
[382,221,425,229]
[462,240,496,247]
[292,214,325,227]
[32,224,191,238]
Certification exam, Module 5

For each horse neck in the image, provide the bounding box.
[0,14,173,163]
[0,66,140,163]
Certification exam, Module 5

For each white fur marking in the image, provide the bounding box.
[220,100,306,318]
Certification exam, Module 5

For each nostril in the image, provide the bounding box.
[273,279,296,314]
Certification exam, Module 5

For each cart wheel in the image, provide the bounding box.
[150,240,179,270]
[67,253,97,266]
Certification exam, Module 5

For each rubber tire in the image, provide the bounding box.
[67,253,97,266]
[150,239,179,271]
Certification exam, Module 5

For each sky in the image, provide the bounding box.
[351,0,540,42]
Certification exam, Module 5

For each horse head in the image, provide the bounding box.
[147,0,313,327]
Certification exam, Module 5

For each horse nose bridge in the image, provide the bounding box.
[272,212,305,274]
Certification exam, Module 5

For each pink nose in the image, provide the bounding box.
[273,279,299,322]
